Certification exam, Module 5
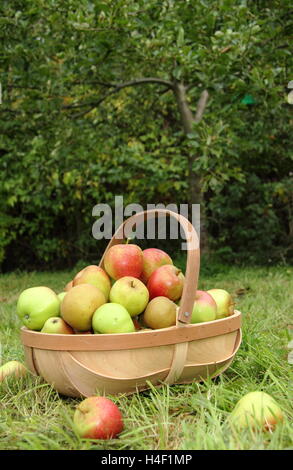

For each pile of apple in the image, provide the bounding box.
[16,244,235,335]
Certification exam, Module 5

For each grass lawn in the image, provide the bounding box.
[0,264,292,450]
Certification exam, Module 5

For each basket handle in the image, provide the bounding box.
[99,209,200,325]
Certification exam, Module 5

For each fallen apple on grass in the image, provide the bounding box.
[17,286,60,330]
[109,276,149,317]
[92,303,135,334]
[147,264,184,301]
[61,284,106,331]
[0,361,28,383]
[143,296,177,329]
[41,317,74,334]
[229,391,284,431]
[141,248,173,283]
[207,288,234,319]
[191,290,217,323]
[104,244,143,280]
[73,396,124,439]
[73,265,111,301]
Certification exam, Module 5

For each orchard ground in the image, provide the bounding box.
[0,261,292,450]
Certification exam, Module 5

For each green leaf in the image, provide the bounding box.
[172,66,182,80]
[240,94,256,105]
[287,90,293,104]
[177,26,185,47]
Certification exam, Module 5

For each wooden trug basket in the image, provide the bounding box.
[21,209,242,398]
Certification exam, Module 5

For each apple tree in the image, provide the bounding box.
[0,0,292,267]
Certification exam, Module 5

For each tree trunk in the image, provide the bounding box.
[173,82,209,251]
[72,76,210,250]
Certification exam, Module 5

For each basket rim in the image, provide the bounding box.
[21,310,241,351]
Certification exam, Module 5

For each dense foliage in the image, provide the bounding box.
[0,0,292,270]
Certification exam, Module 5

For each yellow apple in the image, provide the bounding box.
[207,289,234,319]
[0,361,28,383]
[61,284,106,331]
[229,391,284,431]
[73,265,111,301]
[143,296,177,329]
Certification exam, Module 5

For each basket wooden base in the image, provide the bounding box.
[21,311,242,397]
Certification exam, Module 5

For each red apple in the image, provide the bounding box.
[73,397,124,439]
[147,265,184,301]
[141,248,173,283]
[191,290,217,323]
[104,244,143,280]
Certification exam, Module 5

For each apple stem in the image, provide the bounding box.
[125,238,132,245]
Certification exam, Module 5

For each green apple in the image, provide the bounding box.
[92,303,135,334]
[229,391,284,431]
[41,317,74,334]
[57,292,67,303]
[207,289,234,319]
[17,286,60,330]
[109,276,149,317]
[61,284,106,331]
[0,361,28,383]
[57,292,67,314]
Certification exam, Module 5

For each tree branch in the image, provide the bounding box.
[62,77,174,113]
[173,82,194,134]
[194,90,209,123]
[108,77,174,89]
[173,83,209,134]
